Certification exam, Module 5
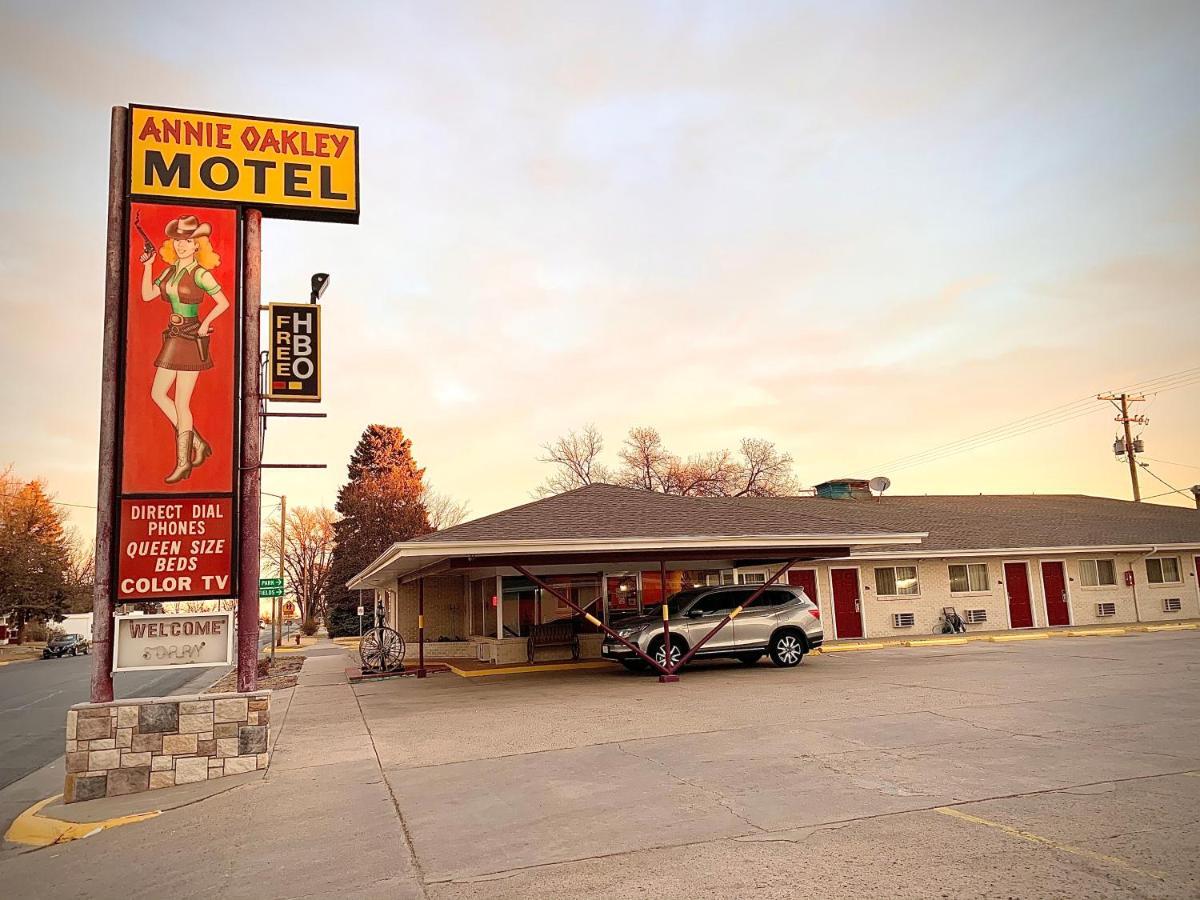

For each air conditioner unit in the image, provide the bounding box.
[1095,602,1116,617]
[965,609,987,625]
[892,612,915,628]
[1163,597,1182,613]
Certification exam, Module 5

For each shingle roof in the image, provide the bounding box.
[759,493,1200,553]
[410,483,911,543]
[414,484,1200,554]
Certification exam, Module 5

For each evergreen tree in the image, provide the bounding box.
[326,426,431,636]
[0,473,73,642]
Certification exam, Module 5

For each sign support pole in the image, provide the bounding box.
[274,493,286,656]
[237,209,263,692]
[91,105,127,703]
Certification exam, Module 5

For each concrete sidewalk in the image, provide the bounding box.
[0,639,424,899]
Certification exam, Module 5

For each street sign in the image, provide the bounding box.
[267,303,321,401]
[357,606,365,617]
[259,577,284,588]
[129,106,359,223]
[259,586,285,598]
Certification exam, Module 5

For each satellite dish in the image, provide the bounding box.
[869,476,891,496]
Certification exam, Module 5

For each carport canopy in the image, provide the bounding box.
[347,483,927,589]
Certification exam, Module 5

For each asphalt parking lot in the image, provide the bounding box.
[356,631,1200,899]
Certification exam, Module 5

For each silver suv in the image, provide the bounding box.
[601,585,823,672]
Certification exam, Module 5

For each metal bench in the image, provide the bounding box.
[527,620,580,663]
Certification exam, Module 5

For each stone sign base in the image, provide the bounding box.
[64,690,271,803]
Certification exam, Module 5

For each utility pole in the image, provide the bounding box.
[1098,393,1147,501]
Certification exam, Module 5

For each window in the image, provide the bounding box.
[1079,559,1116,587]
[687,590,749,616]
[949,563,990,593]
[1146,557,1181,584]
[874,566,920,596]
[737,571,767,585]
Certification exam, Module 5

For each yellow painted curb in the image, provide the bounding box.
[988,633,1051,643]
[1144,623,1199,632]
[447,661,613,678]
[817,642,887,653]
[903,637,970,647]
[1064,628,1127,637]
[4,795,160,848]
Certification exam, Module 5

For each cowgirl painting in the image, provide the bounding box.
[138,214,231,483]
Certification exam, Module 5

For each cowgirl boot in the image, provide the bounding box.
[191,429,212,468]
[165,430,194,484]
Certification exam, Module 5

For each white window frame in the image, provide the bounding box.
[1079,558,1117,588]
[873,565,920,597]
[1146,556,1182,585]
[949,563,990,594]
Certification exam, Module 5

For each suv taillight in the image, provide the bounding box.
[809,605,820,619]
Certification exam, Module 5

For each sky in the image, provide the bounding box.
[1,0,1198,543]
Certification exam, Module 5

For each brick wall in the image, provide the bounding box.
[64,691,270,803]
[389,575,469,643]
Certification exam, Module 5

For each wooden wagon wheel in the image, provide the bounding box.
[359,626,406,673]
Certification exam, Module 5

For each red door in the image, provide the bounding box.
[1041,561,1070,626]
[830,568,863,639]
[1004,562,1034,629]
[787,569,819,603]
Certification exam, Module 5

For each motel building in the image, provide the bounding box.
[347,481,1200,666]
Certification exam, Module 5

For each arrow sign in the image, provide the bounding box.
[259,578,284,588]
[259,587,285,598]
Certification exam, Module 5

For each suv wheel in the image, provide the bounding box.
[649,638,683,671]
[769,631,805,667]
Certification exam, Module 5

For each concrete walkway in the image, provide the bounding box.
[0,639,424,899]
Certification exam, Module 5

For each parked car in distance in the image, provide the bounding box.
[602,584,823,672]
[42,633,91,658]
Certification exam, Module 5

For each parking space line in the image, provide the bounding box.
[934,807,1164,881]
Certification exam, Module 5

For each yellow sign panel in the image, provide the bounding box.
[129,105,358,222]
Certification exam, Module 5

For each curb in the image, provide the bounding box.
[816,622,1199,655]
[447,660,613,678]
[4,795,159,848]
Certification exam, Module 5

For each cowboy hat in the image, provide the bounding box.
[165,215,212,240]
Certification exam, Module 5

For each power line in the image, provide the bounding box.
[1141,456,1200,471]
[860,367,1200,474]
[1138,463,1194,501]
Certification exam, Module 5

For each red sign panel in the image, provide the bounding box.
[117,498,234,600]
[121,202,239,494]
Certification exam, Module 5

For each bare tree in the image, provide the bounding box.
[538,426,799,498]
[422,484,469,531]
[616,426,671,491]
[262,505,337,623]
[731,437,798,496]
[535,424,612,496]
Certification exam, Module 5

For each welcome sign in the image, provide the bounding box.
[129,106,359,222]
[113,612,234,672]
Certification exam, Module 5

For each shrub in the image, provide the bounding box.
[257,657,271,677]
[300,618,318,637]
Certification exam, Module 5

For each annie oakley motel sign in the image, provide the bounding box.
[130,106,359,222]
[112,105,357,614]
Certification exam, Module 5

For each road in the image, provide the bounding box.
[0,630,275,791]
